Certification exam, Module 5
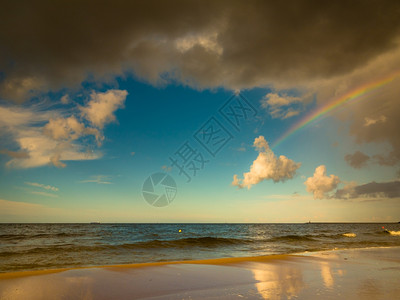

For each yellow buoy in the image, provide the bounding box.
[178,229,182,233]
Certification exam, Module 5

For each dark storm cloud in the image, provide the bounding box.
[345,151,370,169]
[348,81,400,165]
[335,181,400,199]
[372,153,398,166]
[1,0,400,101]
[344,150,400,169]
[0,0,224,100]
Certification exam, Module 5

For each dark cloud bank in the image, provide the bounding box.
[335,180,400,199]
[1,0,400,101]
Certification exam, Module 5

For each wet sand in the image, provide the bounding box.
[0,247,399,299]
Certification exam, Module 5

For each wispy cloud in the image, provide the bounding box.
[80,175,113,184]
[30,191,59,198]
[25,182,59,192]
[260,194,313,201]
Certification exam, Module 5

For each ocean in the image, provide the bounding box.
[1,223,400,273]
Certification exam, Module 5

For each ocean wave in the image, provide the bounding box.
[375,230,392,235]
[130,237,250,248]
[0,232,83,241]
[267,235,317,242]
[0,237,250,256]
[377,229,400,236]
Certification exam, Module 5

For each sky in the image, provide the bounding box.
[0,0,400,223]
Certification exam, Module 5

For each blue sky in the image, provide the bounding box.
[1,1,400,222]
[1,78,398,222]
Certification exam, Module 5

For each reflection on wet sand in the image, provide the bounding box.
[251,263,304,299]
[320,261,334,289]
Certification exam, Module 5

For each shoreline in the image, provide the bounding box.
[1,245,399,278]
[0,253,298,279]
[1,247,399,299]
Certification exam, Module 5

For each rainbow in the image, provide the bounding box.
[272,71,400,148]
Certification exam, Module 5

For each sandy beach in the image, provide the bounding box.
[0,247,399,299]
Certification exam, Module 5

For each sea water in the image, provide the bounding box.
[1,223,400,272]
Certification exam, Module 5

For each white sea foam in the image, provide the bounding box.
[389,230,400,236]
[342,233,356,238]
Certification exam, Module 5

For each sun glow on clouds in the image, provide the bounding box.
[233,136,301,189]
[304,165,340,199]
[261,92,303,119]
[80,90,127,129]
[0,89,127,168]
[364,115,387,127]
[175,32,223,55]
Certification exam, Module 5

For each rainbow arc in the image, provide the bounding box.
[272,71,400,148]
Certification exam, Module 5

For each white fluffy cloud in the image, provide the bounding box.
[0,90,127,168]
[233,136,301,189]
[304,165,340,199]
